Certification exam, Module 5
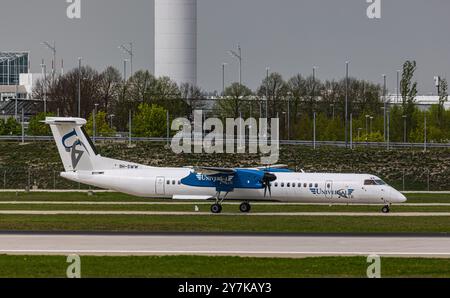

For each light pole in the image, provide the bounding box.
[287,96,290,140]
[387,109,390,150]
[129,109,132,147]
[357,128,363,140]
[78,57,82,118]
[21,108,25,144]
[119,42,134,77]
[345,61,349,148]
[424,112,427,152]
[350,113,353,149]
[313,112,316,150]
[370,116,374,135]
[40,59,47,114]
[402,115,407,143]
[42,41,56,81]
[228,44,242,86]
[109,114,115,129]
[396,70,400,103]
[365,115,370,142]
[330,103,335,120]
[382,74,387,141]
[166,110,170,146]
[266,67,270,118]
[434,76,441,96]
[123,59,128,81]
[93,103,98,143]
[222,63,227,95]
[312,66,317,101]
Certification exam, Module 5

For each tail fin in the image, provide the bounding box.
[46,117,148,172]
[45,117,99,172]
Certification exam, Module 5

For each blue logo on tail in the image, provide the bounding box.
[62,129,89,169]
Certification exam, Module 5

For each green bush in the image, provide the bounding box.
[132,104,167,138]
[28,113,56,136]
[85,111,116,137]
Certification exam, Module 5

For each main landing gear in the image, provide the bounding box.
[210,191,228,214]
[239,202,251,213]
[210,203,222,214]
[209,192,253,214]
[381,205,390,214]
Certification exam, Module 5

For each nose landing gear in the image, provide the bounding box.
[381,205,390,214]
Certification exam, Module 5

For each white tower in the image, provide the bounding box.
[155,0,197,86]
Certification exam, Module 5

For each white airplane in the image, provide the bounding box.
[46,117,407,214]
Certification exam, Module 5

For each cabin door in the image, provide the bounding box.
[156,177,165,195]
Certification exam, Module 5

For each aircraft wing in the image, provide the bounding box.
[254,164,289,170]
[193,167,236,176]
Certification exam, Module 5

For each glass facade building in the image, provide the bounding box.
[0,52,29,85]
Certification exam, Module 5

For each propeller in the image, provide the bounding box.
[262,172,277,197]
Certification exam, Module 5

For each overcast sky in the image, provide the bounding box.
[1,0,449,94]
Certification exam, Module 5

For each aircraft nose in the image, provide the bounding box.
[391,190,407,203]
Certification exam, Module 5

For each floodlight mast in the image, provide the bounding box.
[42,41,56,81]
[228,44,242,86]
[119,42,134,77]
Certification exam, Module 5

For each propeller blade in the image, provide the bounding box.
[261,172,276,198]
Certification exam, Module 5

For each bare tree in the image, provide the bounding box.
[257,72,289,118]
[98,66,122,113]
[216,82,253,119]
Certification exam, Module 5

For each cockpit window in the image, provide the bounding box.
[364,180,377,185]
[375,180,386,185]
[364,179,387,186]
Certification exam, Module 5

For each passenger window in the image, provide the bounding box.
[315,183,318,188]
[172,180,176,185]
[281,183,285,187]
[178,181,181,185]
[304,183,307,188]
[309,183,312,188]
[287,183,290,187]
[275,183,278,187]
[298,183,301,187]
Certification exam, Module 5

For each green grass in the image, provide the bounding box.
[0,191,449,203]
[0,255,448,278]
[0,192,147,202]
[0,214,448,233]
[0,203,450,213]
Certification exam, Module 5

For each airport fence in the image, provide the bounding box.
[1,135,450,149]
[0,167,447,192]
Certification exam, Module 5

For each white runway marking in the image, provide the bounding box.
[0,210,450,216]
[0,234,448,258]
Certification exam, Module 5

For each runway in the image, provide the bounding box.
[0,210,449,216]
[0,233,448,258]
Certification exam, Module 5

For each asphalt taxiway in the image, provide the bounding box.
[0,233,448,258]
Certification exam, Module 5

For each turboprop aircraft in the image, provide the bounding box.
[45,117,407,214]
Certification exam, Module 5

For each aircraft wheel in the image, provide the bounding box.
[381,205,390,214]
[211,204,222,214]
[239,202,251,213]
